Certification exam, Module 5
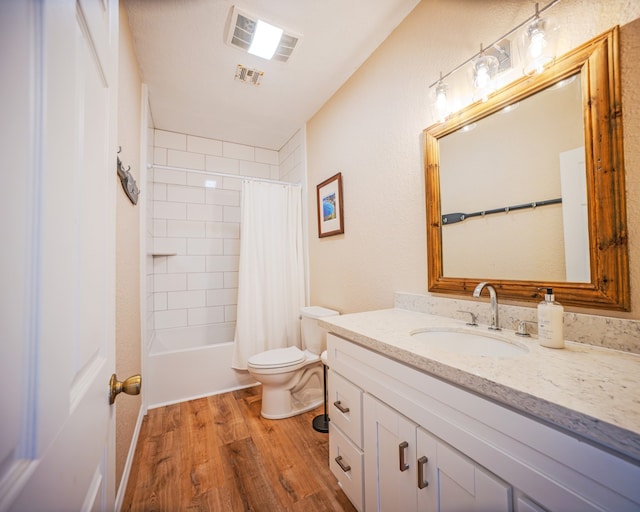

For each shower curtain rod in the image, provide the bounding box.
[149,164,301,186]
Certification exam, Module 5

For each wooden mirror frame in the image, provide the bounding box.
[424,27,629,310]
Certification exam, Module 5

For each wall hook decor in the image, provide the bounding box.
[117,146,140,205]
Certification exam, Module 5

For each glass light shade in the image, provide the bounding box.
[434,81,449,121]
[473,53,498,101]
[521,15,558,75]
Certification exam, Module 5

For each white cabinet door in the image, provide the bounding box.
[417,427,512,512]
[364,394,417,512]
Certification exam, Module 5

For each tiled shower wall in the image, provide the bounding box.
[149,128,304,333]
[145,126,155,339]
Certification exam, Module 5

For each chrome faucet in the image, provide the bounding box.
[472,282,501,331]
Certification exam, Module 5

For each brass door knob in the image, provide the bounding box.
[109,373,141,404]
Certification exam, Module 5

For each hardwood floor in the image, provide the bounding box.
[122,386,357,511]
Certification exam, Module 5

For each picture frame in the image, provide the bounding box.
[316,172,344,238]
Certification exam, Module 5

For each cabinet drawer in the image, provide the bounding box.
[328,370,363,447]
[330,423,364,512]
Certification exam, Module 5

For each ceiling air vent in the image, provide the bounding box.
[235,64,264,86]
[226,6,300,63]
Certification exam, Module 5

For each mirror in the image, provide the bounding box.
[439,75,586,282]
[424,27,629,310]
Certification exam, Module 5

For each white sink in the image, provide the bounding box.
[410,327,528,357]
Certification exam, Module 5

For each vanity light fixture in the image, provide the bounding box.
[521,2,558,75]
[427,0,560,120]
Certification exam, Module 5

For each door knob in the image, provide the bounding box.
[109,373,141,404]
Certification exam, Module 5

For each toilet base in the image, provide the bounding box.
[258,364,324,419]
[260,395,323,420]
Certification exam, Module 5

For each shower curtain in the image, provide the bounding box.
[232,180,305,370]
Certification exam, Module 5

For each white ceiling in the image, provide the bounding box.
[124,0,421,150]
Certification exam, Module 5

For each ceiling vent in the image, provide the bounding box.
[234,64,264,86]
[226,6,300,63]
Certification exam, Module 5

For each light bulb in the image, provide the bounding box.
[432,76,449,121]
[528,30,546,59]
[475,64,490,89]
[435,82,448,111]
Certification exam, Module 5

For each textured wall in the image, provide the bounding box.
[306,0,640,319]
[116,1,142,492]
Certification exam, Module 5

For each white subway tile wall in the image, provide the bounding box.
[151,129,285,331]
[279,129,305,184]
[149,128,305,333]
[146,128,156,336]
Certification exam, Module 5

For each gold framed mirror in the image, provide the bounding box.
[424,27,629,310]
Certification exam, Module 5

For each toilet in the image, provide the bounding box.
[247,306,339,419]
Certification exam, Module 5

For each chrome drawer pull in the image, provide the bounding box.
[333,400,350,413]
[399,441,409,472]
[335,455,351,473]
[417,456,429,489]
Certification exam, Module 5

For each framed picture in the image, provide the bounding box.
[317,172,344,238]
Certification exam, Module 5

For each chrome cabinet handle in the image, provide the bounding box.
[417,456,429,489]
[335,455,351,473]
[333,400,350,413]
[399,441,409,472]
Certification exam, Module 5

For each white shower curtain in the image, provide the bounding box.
[232,180,305,370]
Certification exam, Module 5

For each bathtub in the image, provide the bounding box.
[146,323,256,408]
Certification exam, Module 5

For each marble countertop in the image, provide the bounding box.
[319,308,640,464]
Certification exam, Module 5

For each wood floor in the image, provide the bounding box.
[122,386,357,511]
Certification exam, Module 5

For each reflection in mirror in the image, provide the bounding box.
[439,73,589,282]
[424,27,629,310]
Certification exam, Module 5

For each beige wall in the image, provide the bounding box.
[116,1,142,492]
[307,0,640,320]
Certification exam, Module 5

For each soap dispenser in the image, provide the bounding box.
[537,288,564,349]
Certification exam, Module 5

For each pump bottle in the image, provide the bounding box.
[537,288,564,348]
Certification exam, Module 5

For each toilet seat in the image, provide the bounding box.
[248,346,306,369]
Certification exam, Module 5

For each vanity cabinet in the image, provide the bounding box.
[327,333,640,512]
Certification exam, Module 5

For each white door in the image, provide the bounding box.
[0,1,119,511]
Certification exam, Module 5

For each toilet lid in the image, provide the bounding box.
[248,346,306,369]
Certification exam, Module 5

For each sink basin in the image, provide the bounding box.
[410,328,528,357]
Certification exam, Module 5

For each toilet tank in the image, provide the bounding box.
[300,306,339,355]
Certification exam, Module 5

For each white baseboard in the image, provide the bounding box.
[115,405,145,512]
